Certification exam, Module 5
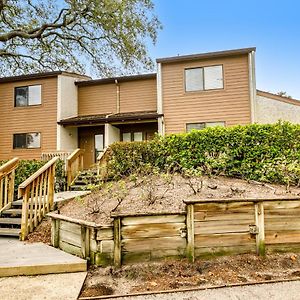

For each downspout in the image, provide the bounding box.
[115,79,120,114]
[157,62,165,135]
[249,51,257,123]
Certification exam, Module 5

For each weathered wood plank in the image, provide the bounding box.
[194,211,254,222]
[113,217,121,267]
[195,232,255,248]
[195,245,256,257]
[265,231,300,245]
[255,202,265,255]
[121,222,185,239]
[60,220,81,234]
[264,208,300,217]
[101,240,114,253]
[59,228,82,247]
[122,236,186,252]
[194,220,252,235]
[194,202,254,212]
[121,214,185,226]
[265,220,300,231]
[96,228,113,240]
[59,240,82,257]
[263,201,300,210]
[186,204,194,262]
[51,219,59,248]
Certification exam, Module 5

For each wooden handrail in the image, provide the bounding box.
[0,157,19,213]
[19,156,59,240]
[0,157,19,179]
[66,148,84,188]
[97,147,109,177]
[18,157,59,198]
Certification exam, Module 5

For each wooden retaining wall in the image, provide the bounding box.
[48,197,300,266]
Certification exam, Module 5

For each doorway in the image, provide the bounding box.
[78,127,105,169]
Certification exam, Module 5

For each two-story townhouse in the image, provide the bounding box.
[1,47,300,167]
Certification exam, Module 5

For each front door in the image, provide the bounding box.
[79,127,104,169]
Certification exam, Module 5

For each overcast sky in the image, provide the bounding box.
[149,0,300,99]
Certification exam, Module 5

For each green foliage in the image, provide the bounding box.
[0,159,66,193]
[105,122,300,186]
[0,0,161,77]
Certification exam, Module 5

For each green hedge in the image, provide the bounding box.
[106,122,300,186]
[0,159,66,193]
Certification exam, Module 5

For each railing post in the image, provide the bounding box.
[113,217,122,267]
[51,219,60,248]
[186,203,195,262]
[20,186,30,241]
[255,201,265,255]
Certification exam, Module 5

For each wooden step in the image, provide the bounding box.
[0,218,21,225]
[1,208,22,216]
[0,228,20,237]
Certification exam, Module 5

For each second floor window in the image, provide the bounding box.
[15,85,42,107]
[185,65,223,92]
[13,132,41,149]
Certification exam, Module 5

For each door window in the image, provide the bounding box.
[95,134,104,161]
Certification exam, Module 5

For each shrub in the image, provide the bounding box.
[0,159,66,193]
[106,121,300,186]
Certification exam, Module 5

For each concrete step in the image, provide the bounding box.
[0,228,20,237]
[0,238,87,277]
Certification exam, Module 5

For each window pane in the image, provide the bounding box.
[133,132,143,141]
[95,134,104,152]
[206,121,225,128]
[204,66,223,90]
[185,68,204,92]
[28,85,41,105]
[122,133,131,142]
[27,133,40,148]
[15,87,28,107]
[13,134,27,149]
[186,123,205,132]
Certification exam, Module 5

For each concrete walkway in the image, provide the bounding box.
[0,272,87,300]
[117,280,300,300]
[0,238,87,277]
[54,190,90,205]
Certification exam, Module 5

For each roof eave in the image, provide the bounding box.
[156,47,256,64]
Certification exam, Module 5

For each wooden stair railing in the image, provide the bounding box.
[0,157,19,213]
[97,147,109,178]
[66,149,84,189]
[18,157,59,241]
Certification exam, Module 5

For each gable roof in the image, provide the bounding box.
[156,47,256,64]
[257,90,300,107]
[0,71,90,83]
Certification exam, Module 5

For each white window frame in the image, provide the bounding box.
[14,85,42,107]
[184,65,224,92]
[186,121,225,132]
[13,132,41,149]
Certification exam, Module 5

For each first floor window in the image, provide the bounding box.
[185,65,223,92]
[13,133,41,149]
[15,85,42,107]
[186,122,225,132]
[122,131,144,142]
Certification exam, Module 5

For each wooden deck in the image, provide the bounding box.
[0,238,87,277]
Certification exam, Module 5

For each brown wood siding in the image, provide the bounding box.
[119,79,157,113]
[78,78,157,116]
[161,55,251,134]
[0,78,57,160]
[78,84,116,116]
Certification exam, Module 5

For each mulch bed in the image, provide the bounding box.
[80,252,300,297]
